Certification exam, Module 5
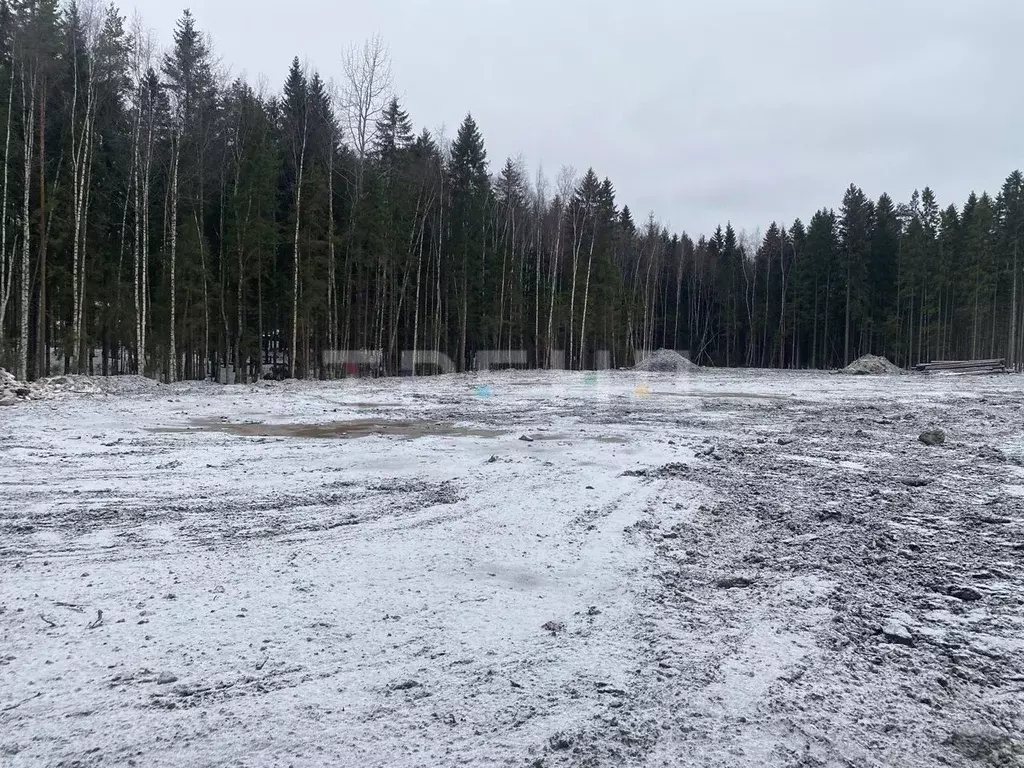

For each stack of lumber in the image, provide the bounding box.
[915,359,1007,375]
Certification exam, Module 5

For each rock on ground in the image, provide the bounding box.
[919,428,946,446]
[633,348,699,373]
[840,354,904,375]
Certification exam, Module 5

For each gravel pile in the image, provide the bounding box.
[841,354,904,375]
[633,349,700,373]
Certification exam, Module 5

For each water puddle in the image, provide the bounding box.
[526,432,627,444]
[651,390,798,401]
[154,418,508,440]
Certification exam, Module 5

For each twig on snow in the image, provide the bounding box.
[55,602,85,613]
[39,614,57,628]
[256,655,269,671]
[1,692,42,712]
[86,609,103,630]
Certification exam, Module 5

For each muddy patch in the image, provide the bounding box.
[155,418,507,440]
[649,390,802,402]
[525,432,628,444]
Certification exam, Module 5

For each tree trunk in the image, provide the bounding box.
[579,216,597,367]
[195,211,209,379]
[290,127,306,378]
[844,253,851,367]
[168,133,180,382]
[1010,234,1019,369]
[17,69,35,382]
[131,83,142,372]
[36,77,45,379]
[0,54,14,334]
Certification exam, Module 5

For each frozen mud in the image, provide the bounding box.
[1,369,1022,767]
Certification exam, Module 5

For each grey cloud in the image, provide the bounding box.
[130,0,1024,235]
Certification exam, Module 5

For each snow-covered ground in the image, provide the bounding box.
[1,369,1023,767]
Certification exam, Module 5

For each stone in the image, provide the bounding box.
[548,733,572,751]
[949,586,984,602]
[919,429,946,447]
[715,575,755,589]
[948,726,1014,761]
[390,679,421,691]
[541,620,566,635]
[881,618,914,646]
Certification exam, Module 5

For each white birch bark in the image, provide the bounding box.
[290,125,306,378]
[168,132,180,382]
[17,66,35,381]
[0,50,14,332]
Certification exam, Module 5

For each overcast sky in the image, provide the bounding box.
[129,0,1022,237]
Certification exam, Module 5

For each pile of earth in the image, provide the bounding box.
[633,349,700,373]
[840,354,904,375]
[0,368,33,406]
[1,371,163,404]
[38,374,162,396]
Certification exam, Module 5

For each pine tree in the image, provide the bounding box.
[448,113,488,370]
[0,2,1020,379]
[839,185,873,365]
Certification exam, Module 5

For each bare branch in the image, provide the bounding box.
[340,34,393,163]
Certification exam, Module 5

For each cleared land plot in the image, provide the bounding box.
[1,370,1023,767]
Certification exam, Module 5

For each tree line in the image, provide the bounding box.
[1,2,1021,382]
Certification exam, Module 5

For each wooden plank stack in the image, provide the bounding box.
[915,359,1007,375]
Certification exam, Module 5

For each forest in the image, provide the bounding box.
[0,1,1022,382]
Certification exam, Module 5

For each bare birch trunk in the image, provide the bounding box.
[168,133,180,382]
[194,211,209,378]
[1010,234,1018,369]
[17,69,35,382]
[131,83,142,371]
[36,77,45,379]
[141,94,154,373]
[0,54,14,332]
[327,138,337,372]
[578,216,596,367]
[568,213,583,369]
[411,222,423,376]
[290,128,307,378]
[546,206,564,368]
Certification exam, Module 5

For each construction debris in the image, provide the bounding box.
[915,359,1007,375]
[0,369,33,406]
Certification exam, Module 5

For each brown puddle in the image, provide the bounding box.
[154,418,508,440]
[527,432,627,444]
[651,390,798,401]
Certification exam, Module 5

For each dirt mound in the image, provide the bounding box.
[633,349,699,373]
[841,354,903,375]
[0,368,34,406]
[38,374,161,396]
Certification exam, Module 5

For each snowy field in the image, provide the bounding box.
[1,369,1023,767]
